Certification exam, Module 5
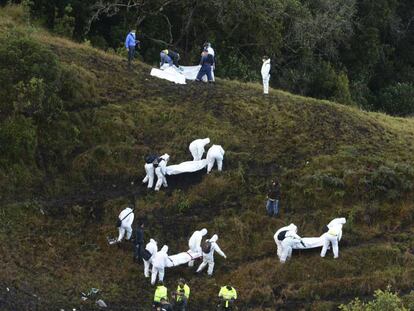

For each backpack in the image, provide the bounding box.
[145,154,158,164]
[141,248,152,261]
[277,230,287,241]
[202,241,212,253]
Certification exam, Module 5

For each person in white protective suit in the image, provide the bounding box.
[143,239,158,278]
[206,145,225,174]
[189,138,210,161]
[196,234,227,276]
[273,223,298,258]
[261,56,271,95]
[154,154,170,191]
[142,155,158,189]
[112,206,134,244]
[279,230,305,264]
[320,218,346,259]
[188,228,208,267]
[151,245,170,285]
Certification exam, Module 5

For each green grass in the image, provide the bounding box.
[1,5,414,310]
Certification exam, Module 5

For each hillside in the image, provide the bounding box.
[1,6,414,311]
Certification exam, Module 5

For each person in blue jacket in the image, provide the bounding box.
[160,50,173,67]
[125,29,139,69]
[196,50,215,82]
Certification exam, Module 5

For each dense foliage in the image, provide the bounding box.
[2,0,413,115]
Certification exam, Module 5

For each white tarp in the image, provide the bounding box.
[150,67,186,84]
[150,65,203,84]
[167,250,202,267]
[291,235,327,250]
[166,160,207,176]
[179,65,202,80]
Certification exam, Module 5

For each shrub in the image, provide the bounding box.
[377,83,414,116]
[53,4,75,38]
[339,287,408,311]
[0,32,63,120]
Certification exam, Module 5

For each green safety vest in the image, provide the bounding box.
[154,285,168,302]
[176,284,190,301]
[219,286,237,301]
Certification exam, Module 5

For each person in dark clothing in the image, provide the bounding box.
[266,179,281,216]
[134,221,145,262]
[195,50,215,82]
[157,298,173,311]
[168,50,180,67]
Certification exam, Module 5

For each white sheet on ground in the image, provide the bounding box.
[291,234,327,250]
[166,160,207,176]
[150,66,186,84]
[179,65,202,80]
[167,250,202,267]
[150,65,203,84]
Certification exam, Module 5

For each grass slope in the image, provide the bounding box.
[1,6,414,311]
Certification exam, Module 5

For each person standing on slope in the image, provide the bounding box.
[151,245,170,285]
[320,218,346,259]
[188,228,208,267]
[143,238,158,278]
[204,42,216,81]
[206,145,225,173]
[133,221,145,262]
[196,50,215,83]
[143,154,158,189]
[196,234,227,276]
[266,178,280,217]
[154,154,170,191]
[189,138,210,161]
[125,29,139,69]
[261,56,271,95]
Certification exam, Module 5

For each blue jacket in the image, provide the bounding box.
[160,52,173,66]
[125,32,136,48]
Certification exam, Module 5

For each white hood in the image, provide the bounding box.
[160,245,168,253]
[209,234,218,243]
[203,138,211,145]
[286,224,297,233]
[200,228,208,236]
[150,239,157,245]
[160,154,170,162]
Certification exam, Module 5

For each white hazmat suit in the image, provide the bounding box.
[116,207,134,242]
[151,245,169,285]
[321,218,346,259]
[274,224,298,258]
[280,230,304,263]
[261,58,271,94]
[196,234,226,275]
[155,154,170,191]
[188,228,208,267]
[206,145,225,173]
[189,138,210,161]
[142,163,155,189]
[143,239,158,278]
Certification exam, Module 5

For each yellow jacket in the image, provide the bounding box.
[154,285,168,302]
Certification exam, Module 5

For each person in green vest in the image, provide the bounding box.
[218,285,237,310]
[172,278,190,310]
[153,281,168,309]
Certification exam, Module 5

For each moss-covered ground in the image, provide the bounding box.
[1,6,414,311]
